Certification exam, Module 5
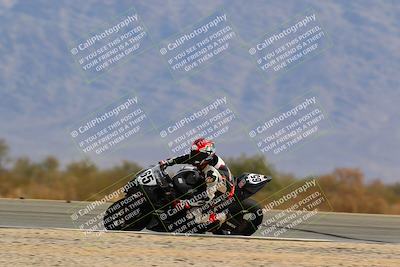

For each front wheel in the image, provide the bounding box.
[219,198,263,236]
[103,197,151,231]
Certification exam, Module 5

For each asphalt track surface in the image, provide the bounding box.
[0,198,399,243]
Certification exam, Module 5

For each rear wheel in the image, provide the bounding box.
[220,198,263,236]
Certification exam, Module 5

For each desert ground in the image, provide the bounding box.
[0,228,399,267]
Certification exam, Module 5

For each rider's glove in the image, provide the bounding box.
[188,195,212,207]
[188,199,206,207]
[159,158,174,170]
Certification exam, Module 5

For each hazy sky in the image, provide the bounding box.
[0,0,399,182]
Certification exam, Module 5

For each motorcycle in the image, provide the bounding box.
[103,163,271,236]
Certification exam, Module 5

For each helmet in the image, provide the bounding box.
[190,138,215,164]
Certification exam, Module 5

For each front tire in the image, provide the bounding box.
[103,197,151,231]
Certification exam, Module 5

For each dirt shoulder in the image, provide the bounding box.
[0,228,399,267]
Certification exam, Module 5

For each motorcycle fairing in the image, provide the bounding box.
[235,173,272,200]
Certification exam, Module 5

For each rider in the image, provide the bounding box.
[159,138,234,224]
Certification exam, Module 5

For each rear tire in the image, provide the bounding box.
[222,198,263,236]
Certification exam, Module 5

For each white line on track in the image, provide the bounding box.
[0,224,333,242]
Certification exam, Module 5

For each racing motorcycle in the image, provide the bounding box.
[103,164,271,236]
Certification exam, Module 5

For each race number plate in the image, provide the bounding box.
[246,173,270,184]
[136,169,157,186]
